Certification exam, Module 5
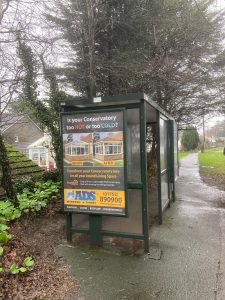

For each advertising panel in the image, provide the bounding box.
[61,110,126,215]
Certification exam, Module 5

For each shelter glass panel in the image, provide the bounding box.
[127,109,141,183]
[161,173,169,209]
[102,189,142,234]
[72,214,89,229]
[160,118,168,172]
[173,122,179,180]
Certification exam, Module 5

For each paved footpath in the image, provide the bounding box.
[56,153,225,300]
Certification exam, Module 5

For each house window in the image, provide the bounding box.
[66,144,89,156]
[105,143,113,154]
[30,148,47,168]
[31,150,39,163]
[40,150,47,166]
[95,142,123,155]
[95,143,104,154]
[65,145,72,155]
[104,142,122,155]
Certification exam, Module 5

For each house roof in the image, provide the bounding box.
[1,113,42,133]
[28,134,51,148]
[1,113,24,132]
[98,132,123,142]
[65,133,93,145]
[80,133,92,143]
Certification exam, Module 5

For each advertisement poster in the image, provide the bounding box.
[62,110,126,215]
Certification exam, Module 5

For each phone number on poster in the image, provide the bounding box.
[100,196,123,203]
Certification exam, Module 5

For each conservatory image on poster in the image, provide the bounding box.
[64,133,93,164]
[94,132,124,163]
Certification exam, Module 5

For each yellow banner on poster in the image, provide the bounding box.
[71,161,84,166]
[64,189,125,208]
[103,161,115,166]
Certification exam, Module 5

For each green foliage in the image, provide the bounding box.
[0,219,35,276]
[1,255,35,275]
[0,224,9,231]
[18,194,47,213]
[10,263,20,274]
[0,173,57,278]
[17,36,66,172]
[35,180,60,194]
[0,231,11,244]
[0,180,60,221]
[23,256,34,267]
[0,222,11,244]
[17,180,60,213]
[8,256,34,275]
[0,135,17,202]
[181,127,200,151]
[14,177,35,194]
[19,267,27,273]
[41,170,60,182]
[0,200,21,222]
[9,263,28,274]
[11,161,37,169]
[42,0,225,125]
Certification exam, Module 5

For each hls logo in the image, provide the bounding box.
[75,191,96,201]
[67,190,96,201]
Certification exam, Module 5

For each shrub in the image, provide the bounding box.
[0,200,21,222]
[14,177,35,193]
[181,127,200,151]
[41,169,61,182]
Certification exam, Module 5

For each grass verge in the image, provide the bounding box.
[199,149,225,175]
[199,148,225,190]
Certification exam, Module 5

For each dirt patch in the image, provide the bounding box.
[199,170,225,209]
[0,205,79,300]
[200,171,225,192]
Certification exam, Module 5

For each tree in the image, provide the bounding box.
[45,0,147,96]
[44,0,225,125]
[0,135,17,201]
[181,127,200,151]
[16,35,68,173]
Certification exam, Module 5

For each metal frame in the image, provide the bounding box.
[168,120,178,202]
[60,93,176,252]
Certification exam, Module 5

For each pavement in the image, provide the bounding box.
[56,153,225,300]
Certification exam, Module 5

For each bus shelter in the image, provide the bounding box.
[60,93,178,252]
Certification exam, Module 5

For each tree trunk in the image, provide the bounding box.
[0,133,17,202]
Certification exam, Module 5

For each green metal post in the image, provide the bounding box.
[140,101,149,252]
[169,120,175,203]
[89,215,103,247]
[156,111,162,225]
[174,121,178,201]
[66,213,73,242]
[167,121,172,207]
